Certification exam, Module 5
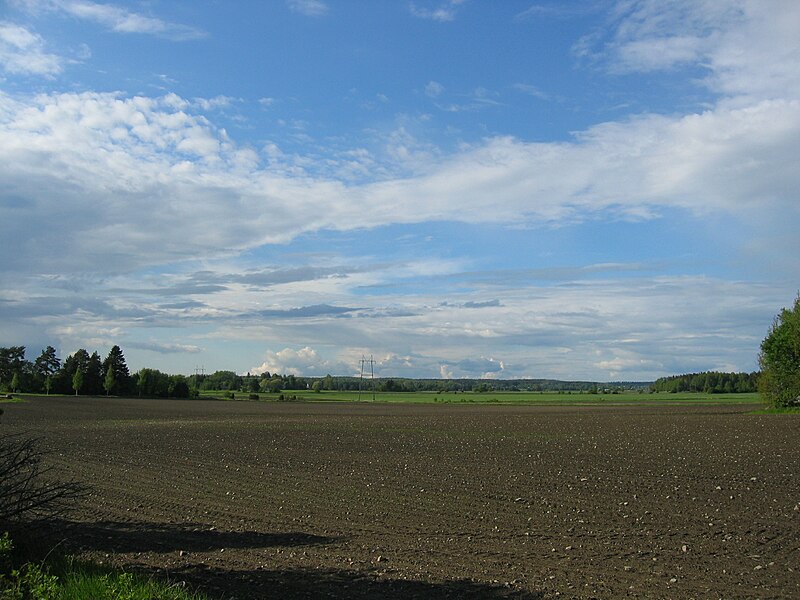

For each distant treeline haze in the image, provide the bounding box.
[0,345,758,396]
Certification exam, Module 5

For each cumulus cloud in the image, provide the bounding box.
[250,346,347,376]
[0,0,797,379]
[0,21,62,75]
[444,357,505,379]
[1,88,798,280]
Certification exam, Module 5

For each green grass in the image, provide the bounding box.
[56,565,204,600]
[197,389,762,405]
[13,388,762,406]
[0,395,26,404]
[1,532,206,600]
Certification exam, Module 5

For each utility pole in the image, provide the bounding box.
[357,355,375,401]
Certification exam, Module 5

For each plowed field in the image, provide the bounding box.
[3,396,798,599]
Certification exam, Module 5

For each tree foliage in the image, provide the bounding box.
[71,369,83,396]
[134,368,191,398]
[759,295,800,407]
[650,371,759,394]
[33,346,60,379]
[84,351,104,395]
[104,365,116,397]
[0,347,26,390]
[102,345,130,395]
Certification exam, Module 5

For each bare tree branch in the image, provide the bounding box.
[0,433,87,525]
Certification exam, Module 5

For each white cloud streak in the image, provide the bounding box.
[14,0,205,40]
[410,0,466,22]
[0,21,63,75]
[287,0,329,18]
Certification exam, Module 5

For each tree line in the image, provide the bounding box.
[5,336,794,402]
[0,345,194,398]
[0,345,130,396]
[0,348,653,398]
[0,346,318,398]
[759,295,800,407]
[650,371,759,394]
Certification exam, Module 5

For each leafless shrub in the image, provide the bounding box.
[0,433,86,525]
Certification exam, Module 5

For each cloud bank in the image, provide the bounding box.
[0,0,797,380]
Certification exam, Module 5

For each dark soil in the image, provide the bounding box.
[2,397,798,599]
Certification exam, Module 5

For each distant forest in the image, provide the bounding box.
[1,344,758,397]
[650,371,759,394]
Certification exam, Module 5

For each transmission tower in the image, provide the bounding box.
[358,355,375,401]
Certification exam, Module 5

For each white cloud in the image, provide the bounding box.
[0,249,785,380]
[425,81,445,98]
[0,88,798,280]
[227,273,779,380]
[410,0,466,22]
[0,0,797,379]
[579,0,800,99]
[436,86,504,112]
[192,95,236,111]
[287,0,329,18]
[16,0,205,40]
[0,21,63,76]
[250,346,346,376]
[515,4,600,22]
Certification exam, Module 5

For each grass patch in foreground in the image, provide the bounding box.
[1,532,207,600]
[0,396,26,404]
[57,566,205,600]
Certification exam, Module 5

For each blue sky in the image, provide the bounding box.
[1,0,798,380]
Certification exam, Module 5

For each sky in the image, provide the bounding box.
[1,0,798,381]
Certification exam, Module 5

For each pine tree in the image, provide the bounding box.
[85,351,103,395]
[34,346,60,378]
[102,345,130,394]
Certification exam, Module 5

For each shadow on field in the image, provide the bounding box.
[39,519,542,599]
[42,519,338,554]
[167,564,543,600]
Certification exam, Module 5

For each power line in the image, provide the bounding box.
[357,355,375,402]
